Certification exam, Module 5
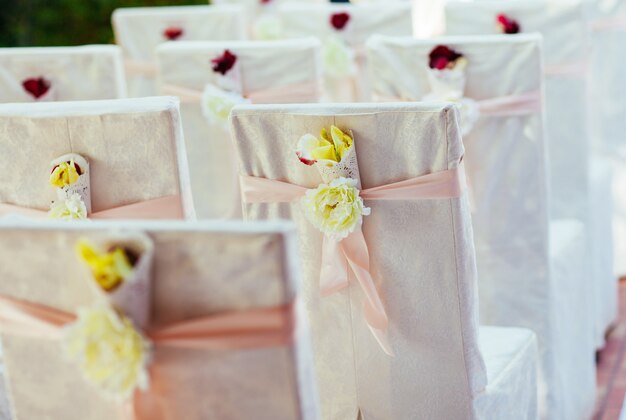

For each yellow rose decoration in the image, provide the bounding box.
[63,305,150,399]
[296,125,353,166]
[77,240,134,291]
[50,160,81,188]
[301,177,370,240]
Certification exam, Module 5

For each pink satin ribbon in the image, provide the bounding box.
[240,167,463,354]
[591,16,626,31]
[374,90,542,116]
[161,81,320,104]
[544,61,588,79]
[0,294,294,420]
[0,195,184,220]
[124,59,158,78]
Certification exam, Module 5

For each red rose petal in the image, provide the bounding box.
[428,45,463,70]
[330,12,350,30]
[22,77,50,99]
[211,50,238,75]
[163,26,184,40]
[496,14,521,34]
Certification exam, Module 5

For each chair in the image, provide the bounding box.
[0,45,125,102]
[0,219,319,419]
[0,97,194,220]
[589,1,626,288]
[112,5,246,97]
[276,3,412,101]
[446,0,618,353]
[367,33,593,419]
[156,39,322,219]
[230,102,538,419]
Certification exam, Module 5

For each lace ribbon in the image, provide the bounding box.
[0,195,184,220]
[240,166,463,355]
[0,294,294,420]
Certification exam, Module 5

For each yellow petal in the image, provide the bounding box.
[311,144,338,162]
[50,161,80,188]
[330,126,353,160]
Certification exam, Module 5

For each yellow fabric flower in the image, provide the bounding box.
[77,240,134,291]
[63,305,151,399]
[296,125,353,166]
[301,177,370,240]
[50,160,80,188]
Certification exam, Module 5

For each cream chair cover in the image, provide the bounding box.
[445,0,618,350]
[0,220,319,419]
[0,45,125,102]
[0,97,194,219]
[112,5,246,97]
[156,39,322,219]
[589,0,626,281]
[276,3,412,101]
[231,102,538,419]
[367,34,593,420]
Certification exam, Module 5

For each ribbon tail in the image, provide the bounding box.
[320,235,349,296]
[341,231,393,356]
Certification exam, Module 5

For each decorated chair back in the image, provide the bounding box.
[0,46,125,102]
[0,220,319,420]
[276,3,413,101]
[0,97,194,220]
[445,0,590,224]
[112,5,246,97]
[230,102,487,419]
[156,39,322,220]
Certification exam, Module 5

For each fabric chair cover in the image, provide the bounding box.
[156,39,322,219]
[589,0,626,284]
[231,102,538,419]
[112,5,246,97]
[276,3,412,101]
[0,97,194,220]
[367,34,593,420]
[0,220,319,419]
[444,0,620,351]
[0,45,125,102]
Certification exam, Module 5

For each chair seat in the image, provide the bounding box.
[475,326,538,420]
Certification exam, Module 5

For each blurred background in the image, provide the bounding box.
[0,1,207,47]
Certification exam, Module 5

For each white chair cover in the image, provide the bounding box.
[367,34,593,420]
[156,39,322,219]
[0,97,194,219]
[112,5,246,97]
[231,102,538,419]
[276,3,412,101]
[0,45,125,102]
[589,0,626,283]
[0,220,319,419]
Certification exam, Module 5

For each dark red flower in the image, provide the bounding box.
[22,77,50,99]
[428,45,463,70]
[496,14,520,34]
[330,12,350,30]
[260,0,271,4]
[163,26,184,40]
[211,50,237,75]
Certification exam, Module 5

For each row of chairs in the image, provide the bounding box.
[0,0,625,419]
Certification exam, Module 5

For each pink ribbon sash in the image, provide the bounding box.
[0,294,294,420]
[544,61,588,79]
[240,167,463,354]
[124,59,158,78]
[0,195,184,220]
[161,81,320,104]
[591,16,626,31]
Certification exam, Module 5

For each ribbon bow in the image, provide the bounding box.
[241,166,463,355]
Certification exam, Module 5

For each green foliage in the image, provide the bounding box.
[0,0,208,47]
